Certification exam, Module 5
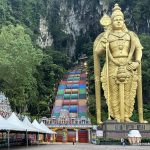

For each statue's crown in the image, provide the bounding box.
[111,4,124,19]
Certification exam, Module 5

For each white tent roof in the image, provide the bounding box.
[1,113,55,134]
[0,115,5,121]
[0,114,24,131]
[7,112,35,132]
[40,122,56,134]
[23,116,39,132]
[128,130,142,137]
[32,119,48,133]
[0,115,12,130]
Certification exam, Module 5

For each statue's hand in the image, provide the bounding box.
[127,62,139,71]
[116,66,128,82]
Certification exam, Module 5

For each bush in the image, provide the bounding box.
[96,138,129,145]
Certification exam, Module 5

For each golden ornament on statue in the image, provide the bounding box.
[100,13,111,27]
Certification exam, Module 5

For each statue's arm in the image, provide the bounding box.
[130,31,143,63]
[135,47,142,64]
[134,42,143,63]
[93,33,106,57]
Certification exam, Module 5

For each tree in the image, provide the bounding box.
[139,35,150,102]
[0,24,43,113]
[32,48,71,117]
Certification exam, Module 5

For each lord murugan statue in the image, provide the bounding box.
[93,4,146,123]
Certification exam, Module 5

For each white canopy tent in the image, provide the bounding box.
[1,113,28,148]
[0,115,12,130]
[32,119,48,134]
[128,130,142,144]
[0,113,54,148]
[40,122,56,134]
[7,112,36,132]
[128,130,142,137]
[23,116,39,132]
[0,115,25,131]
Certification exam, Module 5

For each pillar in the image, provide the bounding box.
[88,129,91,143]
[75,129,78,142]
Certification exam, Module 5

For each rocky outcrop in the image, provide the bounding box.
[37,17,53,48]
[57,0,107,56]
[37,0,107,56]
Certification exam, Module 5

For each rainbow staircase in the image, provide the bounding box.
[52,65,88,120]
[42,64,92,143]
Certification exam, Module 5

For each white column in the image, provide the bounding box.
[88,129,91,143]
[76,129,78,142]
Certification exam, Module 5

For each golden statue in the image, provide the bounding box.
[93,4,145,123]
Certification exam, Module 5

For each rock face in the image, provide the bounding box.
[37,17,53,48]
[37,0,107,56]
[57,0,107,56]
[36,0,150,56]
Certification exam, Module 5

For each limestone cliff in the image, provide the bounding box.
[37,0,108,56]
[3,0,150,56]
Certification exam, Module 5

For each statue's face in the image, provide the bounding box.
[112,16,124,30]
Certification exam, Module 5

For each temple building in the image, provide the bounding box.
[0,92,12,118]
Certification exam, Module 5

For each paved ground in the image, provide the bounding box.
[2,143,150,150]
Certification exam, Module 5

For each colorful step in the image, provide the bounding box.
[51,66,88,119]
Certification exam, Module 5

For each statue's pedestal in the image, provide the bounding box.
[102,120,150,139]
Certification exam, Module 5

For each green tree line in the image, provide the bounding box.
[0,24,71,118]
